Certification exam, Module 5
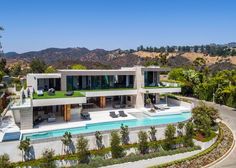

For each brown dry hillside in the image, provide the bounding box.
[134,51,236,66]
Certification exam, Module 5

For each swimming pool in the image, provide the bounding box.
[22,112,191,140]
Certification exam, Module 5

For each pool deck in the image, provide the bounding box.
[143,106,191,116]
[21,106,191,135]
[21,108,138,134]
[0,105,192,142]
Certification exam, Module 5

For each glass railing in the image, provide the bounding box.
[74,84,135,91]
[144,82,180,88]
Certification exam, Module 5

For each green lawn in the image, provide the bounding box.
[144,86,180,89]
[33,91,85,99]
[78,88,136,92]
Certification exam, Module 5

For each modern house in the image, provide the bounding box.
[11,66,181,130]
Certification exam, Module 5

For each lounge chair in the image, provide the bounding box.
[81,112,91,120]
[37,90,44,96]
[110,111,118,118]
[118,111,127,117]
[65,91,74,96]
[48,88,55,96]
[154,104,170,110]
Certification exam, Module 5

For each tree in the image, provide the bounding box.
[193,57,206,71]
[70,64,87,70]
[192,102,219,126]
[110,131,124,158]
[120,124,129,145]
[95,131,104,149]
[184,122,194,147]
[168,68,185,81]
[45,66,56,73]
[61,131,72,154]
[10,63,21,77]
[159,52,168,66]
[29,58,47,73]
[18,138,31,161]
[148,126,157,142]
[138,131,149,154]
[192,103,216,137]
[0,154,12,168]
[41,148,56,168]
[76,136,90,163]
[165,124,176,148]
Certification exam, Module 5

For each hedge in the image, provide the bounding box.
[150,122,233,168]
[12,137,200,167]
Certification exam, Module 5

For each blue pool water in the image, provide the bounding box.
[22,112,191,140]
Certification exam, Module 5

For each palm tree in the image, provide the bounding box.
[61,131,72,154]
[18,138,31,161]
[95,131,104,149]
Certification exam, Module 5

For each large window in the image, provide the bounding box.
[144,71,159,87]
[66,75,134,91]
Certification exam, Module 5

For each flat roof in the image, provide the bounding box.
[27,73,61,78]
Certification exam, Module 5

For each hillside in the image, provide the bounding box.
[5,48,236,72]
[134,51,234,66]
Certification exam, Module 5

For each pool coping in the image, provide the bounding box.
[28,119,191,144]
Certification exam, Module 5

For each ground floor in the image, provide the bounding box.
[13,93,169,130]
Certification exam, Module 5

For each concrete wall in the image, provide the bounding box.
[84,90,137,97]
[27,73,61,92]
[142,87,181,94]
[167,98,194,109]
[32,97,87,107]
[20,107,33,129]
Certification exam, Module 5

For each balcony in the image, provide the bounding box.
[33,91,85,99]
[142,81,181,94]
[79,87,137,97]
[144,81,180,89]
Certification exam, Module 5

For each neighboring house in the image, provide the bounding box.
[11,66,181,130]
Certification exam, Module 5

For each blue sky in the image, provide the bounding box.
[0,0,236,53]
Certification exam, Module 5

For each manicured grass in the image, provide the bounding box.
[33,91,85,99]
[78,88,136,92]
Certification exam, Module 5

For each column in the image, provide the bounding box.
[135,66,145,108]
[64,104,71,121]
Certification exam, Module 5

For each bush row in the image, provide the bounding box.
[13,138,199,167]
[150,122,233,168]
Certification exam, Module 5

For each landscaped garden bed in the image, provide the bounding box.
[150,122,234,168]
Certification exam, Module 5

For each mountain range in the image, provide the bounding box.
[4,47,236,72]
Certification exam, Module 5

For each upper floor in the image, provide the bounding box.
[26,66,181,101]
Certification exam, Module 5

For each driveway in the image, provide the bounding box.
[179,97,236,168]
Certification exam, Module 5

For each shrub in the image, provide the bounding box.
[138,131,149,154]
[76,135,90,163]
[165,124,176,149]
[0,154,13,168]
[40,148,56,168]
[110,131,124,159]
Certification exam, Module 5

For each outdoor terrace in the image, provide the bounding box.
[144,81,181,89]
[33,91,85,99]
